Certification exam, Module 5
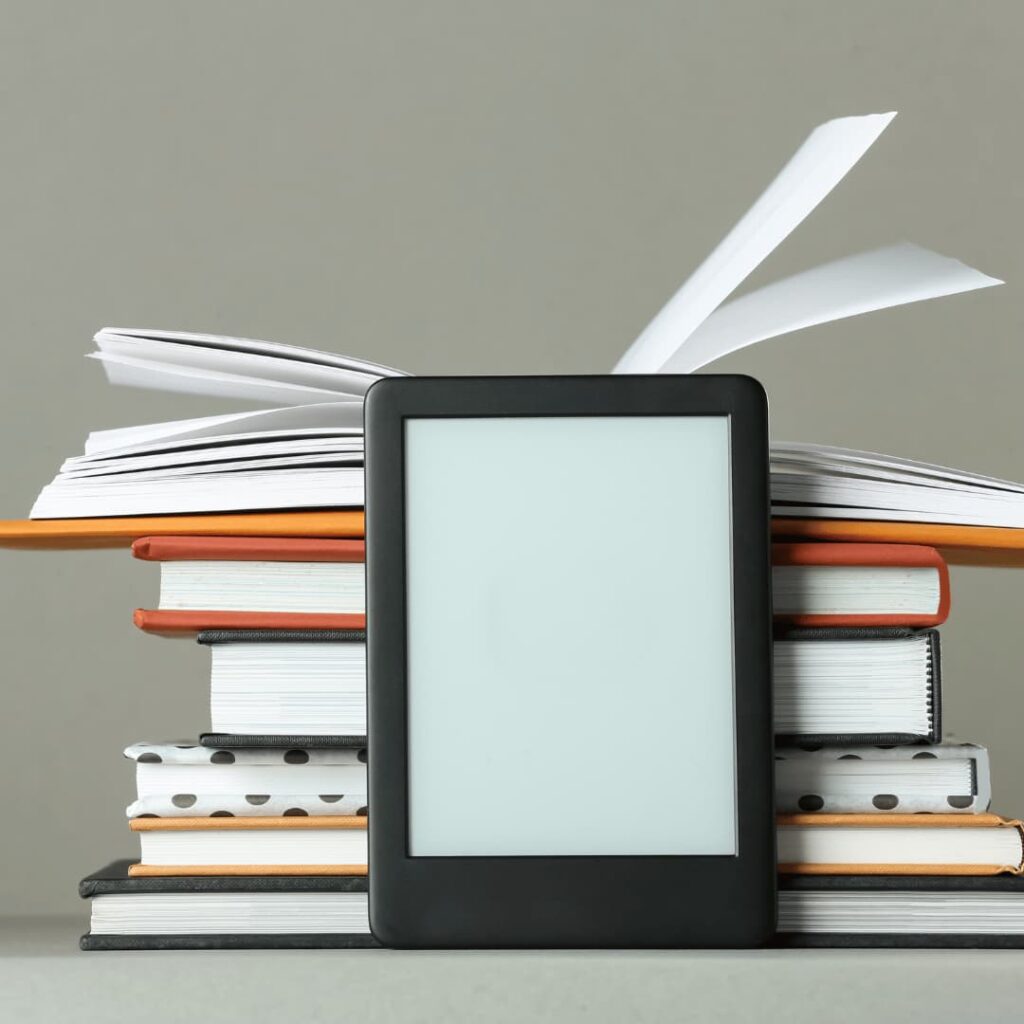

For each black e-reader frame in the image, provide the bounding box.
[365,375,774,948]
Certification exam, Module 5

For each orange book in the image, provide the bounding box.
[772,542,950,627]
[777,813,1024,876]
[0,511,364,550]
[128,816,368,877]
[131,534,366,637]
[773,518,1024,569]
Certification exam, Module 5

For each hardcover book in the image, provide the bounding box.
[777,813,1024,876]
[774,742,989,815]
[778,874,1024,948]
[123,741,367,818]
[774,628,941,744]
[132,535,366,635]
[128,816,368,876]
[771,543,949,628]
[198,629,367,738]
[79,859,376,951]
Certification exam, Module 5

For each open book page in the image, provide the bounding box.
[772,444,1024,495]
[84,404,364,456]
[614,112,896,373]
[661,244,1002,373]
[96,328,407,376]
[91,328,406,404]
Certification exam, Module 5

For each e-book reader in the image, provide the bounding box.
[365,375,774,948]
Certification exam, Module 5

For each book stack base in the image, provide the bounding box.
[79,537,373,949]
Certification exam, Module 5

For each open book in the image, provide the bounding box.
[30,112,1015,524]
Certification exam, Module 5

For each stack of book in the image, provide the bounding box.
[4,111,1024,948]
[80,536,376,950]
[772,541,1024,947]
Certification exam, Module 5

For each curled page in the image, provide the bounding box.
[614,112,896,373]
[84,403,364,456]
[662,244,1003,373]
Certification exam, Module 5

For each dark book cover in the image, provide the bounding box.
[197,629,366,644]
[200,733,367,749]
[80,861,377,951]
[774,627,941,745]
[776,874,1024,948]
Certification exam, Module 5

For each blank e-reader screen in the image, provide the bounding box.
[404,416,736,857]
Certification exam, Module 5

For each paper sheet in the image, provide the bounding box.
[84,404,364,455]
[662,244,1002,373]
[614,112,897,373]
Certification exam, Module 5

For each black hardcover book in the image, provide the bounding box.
[80,860,378,951]
[777,874,1024,948]
[774,627,941,745]
[198,628,367,746]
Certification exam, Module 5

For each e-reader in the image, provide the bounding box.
[365,375,774,948]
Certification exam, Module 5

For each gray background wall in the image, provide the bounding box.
[1,0,1022,916]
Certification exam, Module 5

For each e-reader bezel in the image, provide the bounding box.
[365,375,774,948]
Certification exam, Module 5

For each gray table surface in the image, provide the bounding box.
[2,917,1023,1023]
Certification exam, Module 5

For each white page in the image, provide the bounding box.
[97,327,408,377]
[63,438,363,476]
[84,403,364,455]
[74,428,362,464]
[94,334,386,396]
[55,451,363,482]
[771,443,1024,495]
[89,352,360,404]
[30,467,365,518]
[662,244,1002,372]
[614,112,896,373]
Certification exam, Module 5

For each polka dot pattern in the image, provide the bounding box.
[123,742,370,820]
[774,742,988,815]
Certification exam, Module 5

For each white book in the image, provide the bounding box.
[90,891,370,936]
[30,112,1009,520]
[202,634,367,737]
[774,742,990,815]
[130,817,368,871]
[123,742,367,819]
[777,818,1024,872]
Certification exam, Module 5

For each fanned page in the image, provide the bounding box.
[661,244,1001,373]
[91,327,407,403]
[614,112,897,373]
[19,113,1020,524]
[614,114,1000,375]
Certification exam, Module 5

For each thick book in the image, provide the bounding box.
[771,543,949,627]
[775,742,990,814]
[123,741,367,818]
[777,813,1024,876]
[79,859,376,951]
[128,816,368,877]
[132,537,365,633]
[778,874,1024,948]
[23,118,1004,522]
[774,627,941,744]
[198,629,367,737]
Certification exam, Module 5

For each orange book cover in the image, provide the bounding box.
[777,813,1024,877]
[772,542,950,627]
[773,518,1024,568]
[0,511,364,550]
[127,815,368,877]
[133,609,365,637]
[132,536,365,562]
